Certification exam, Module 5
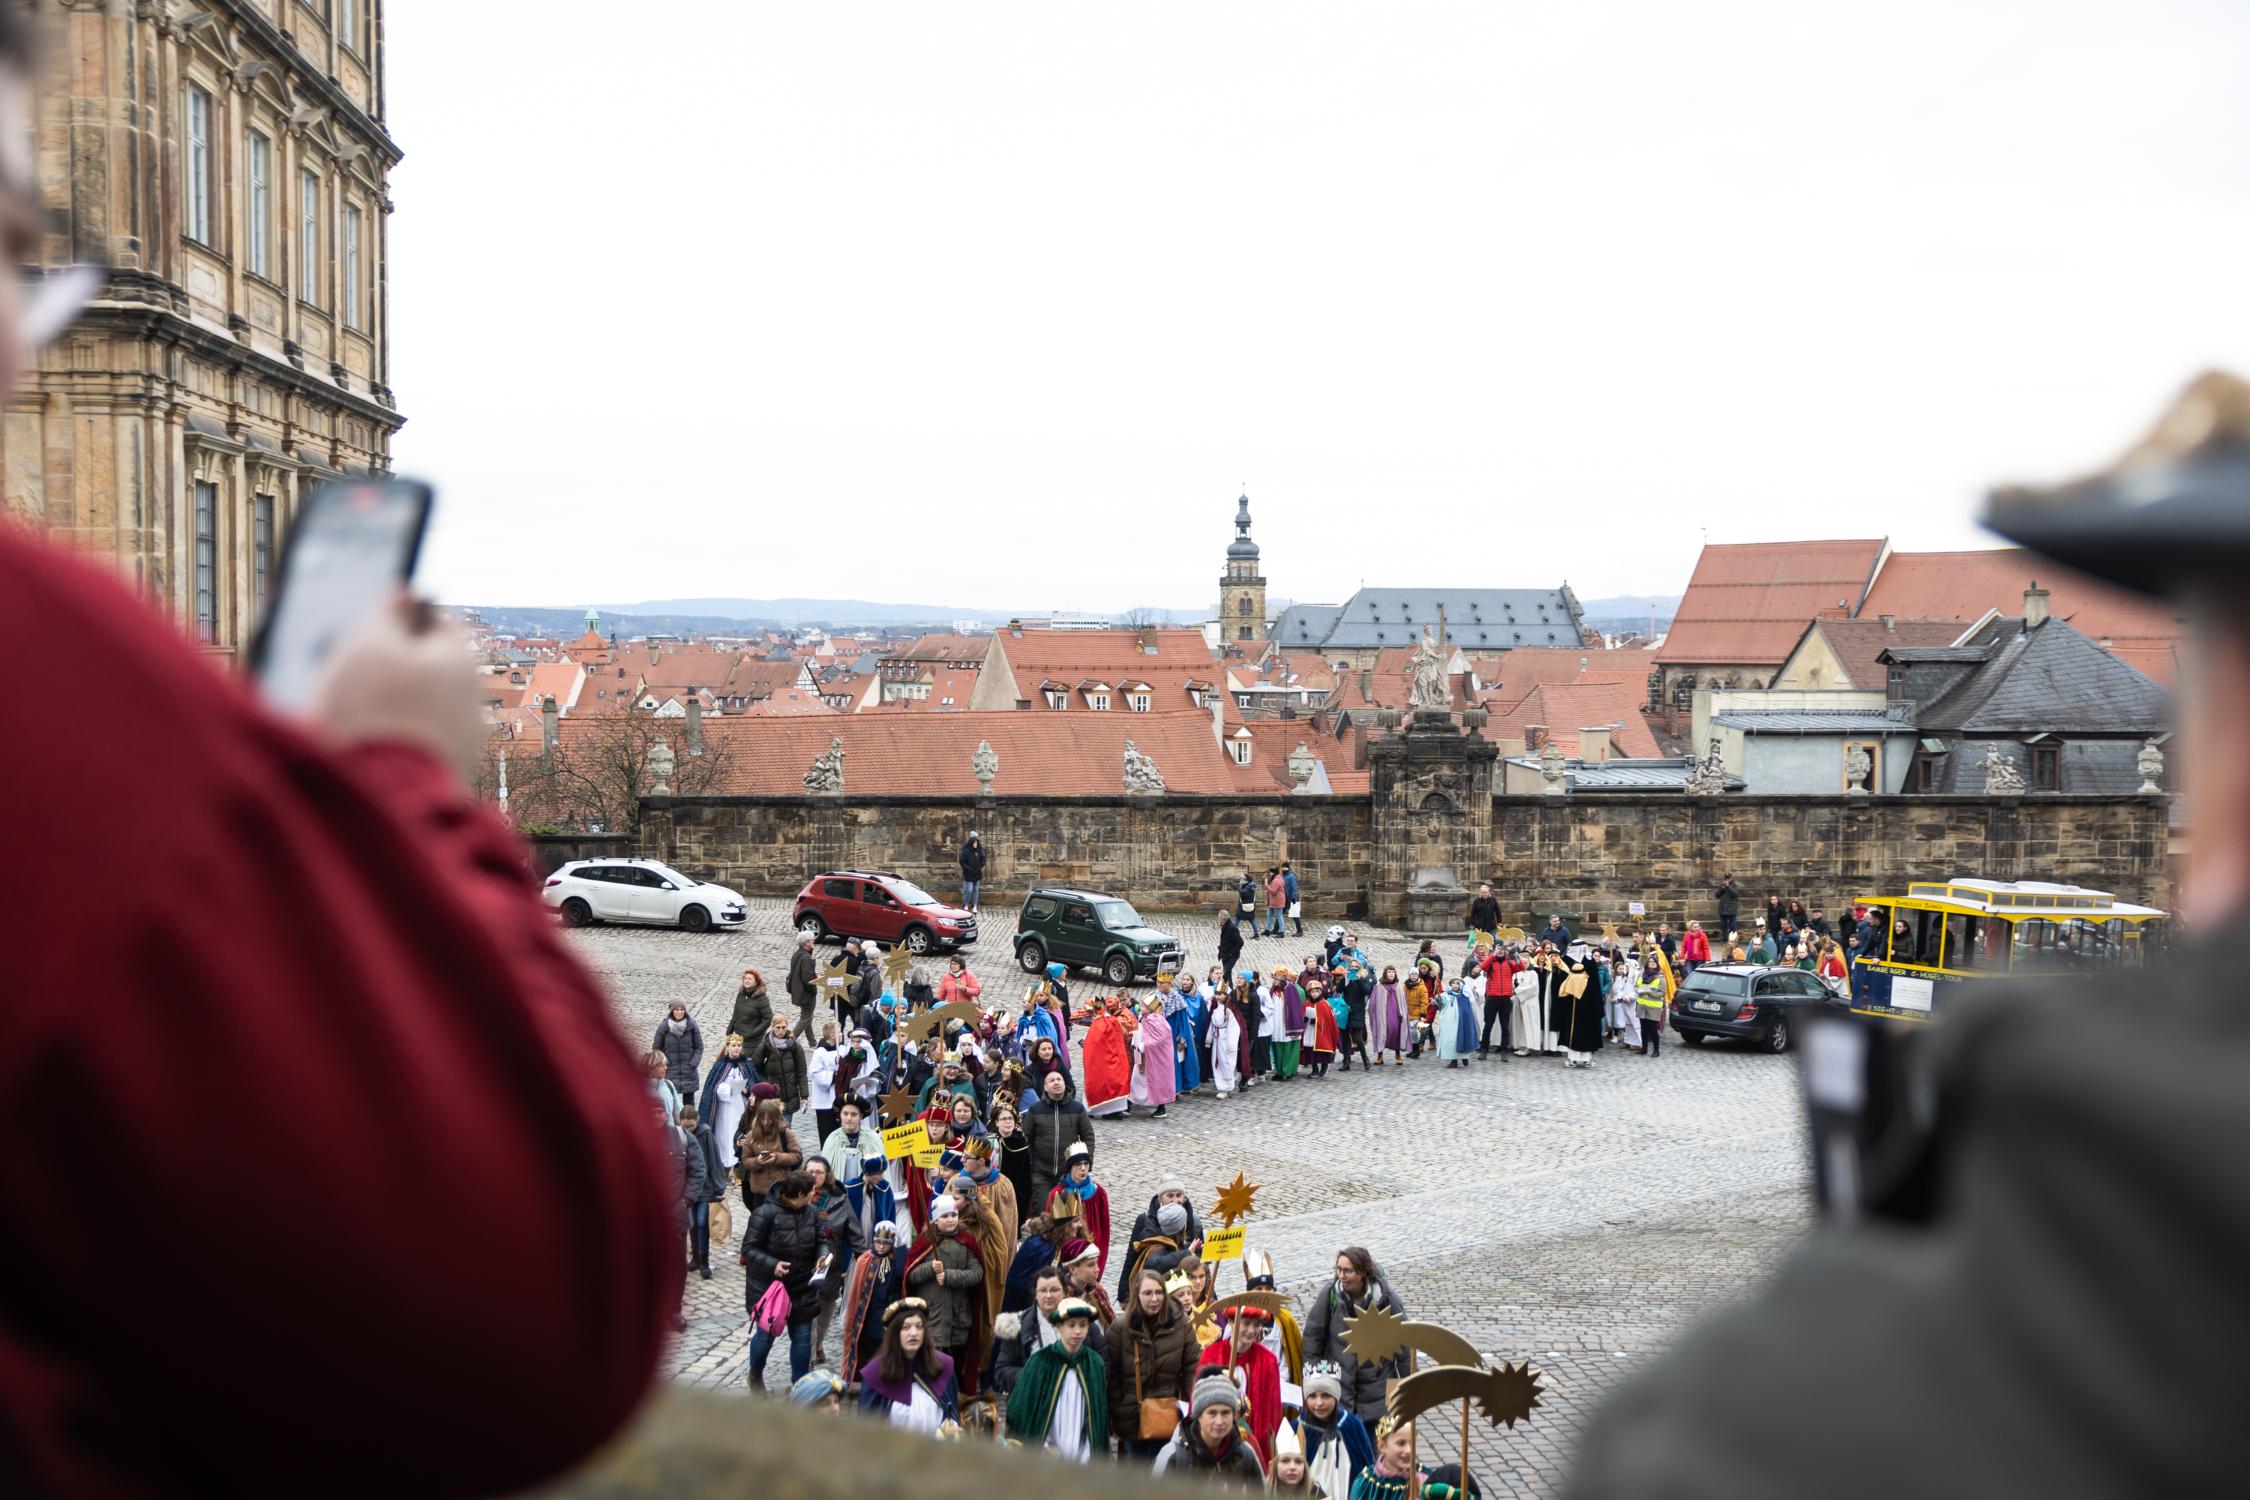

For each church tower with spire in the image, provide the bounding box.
[1220,492,1268,644]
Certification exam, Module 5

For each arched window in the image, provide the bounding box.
[1238,596,1253,617]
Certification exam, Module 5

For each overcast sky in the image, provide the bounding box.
[387,1,2250,617]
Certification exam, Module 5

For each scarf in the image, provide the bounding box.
[1062,1174,1097,1201]
[666,1016,687,1036]
[1004,1339,1109,1451]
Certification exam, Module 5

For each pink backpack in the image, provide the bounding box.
[754,1278,793,1336]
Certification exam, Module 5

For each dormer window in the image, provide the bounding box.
[1044,689,1067,710]
[1229,734,1252,765]
[1089,692,1111,711]
[1128,692,1150,712]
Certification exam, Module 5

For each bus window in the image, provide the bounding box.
[1946,914,2007,972]
[1889,909,1941,967]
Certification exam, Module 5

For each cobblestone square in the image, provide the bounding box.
[572,899,1813,1497]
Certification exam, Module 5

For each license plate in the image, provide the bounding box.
[1693,1000,1721,1013]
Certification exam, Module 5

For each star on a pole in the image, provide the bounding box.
[881,944,915,989]
[876,1083,918,1127]
[820,954,855,1002]
[1213,1171,1259,1227]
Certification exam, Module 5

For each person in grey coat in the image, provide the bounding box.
[1299,1246,1407,1425]
[652,1002,702,1101]
[1021,1069,1097,1210]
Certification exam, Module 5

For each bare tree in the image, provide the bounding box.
[1118,606,1159,630]
[499,711,730,833]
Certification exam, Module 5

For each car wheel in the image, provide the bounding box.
[1765,1015,1790,1053]
[679,904,712,934]
[560,898,592,928]
[1017,939,1047,974]
[1689,1031,1714,1046]
[1104,952,1134,986]
[903,925,934,956]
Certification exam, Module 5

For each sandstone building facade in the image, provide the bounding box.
[5,0,402,655]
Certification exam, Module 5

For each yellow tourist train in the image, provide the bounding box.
[1847,878,2170,1022]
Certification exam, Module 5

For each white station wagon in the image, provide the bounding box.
[542,858,749,933]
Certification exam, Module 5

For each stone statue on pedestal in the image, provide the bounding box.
[1409,626,1450,714]
[1980,744,2025,795]
[1540,738,1567,794]
[1286,741,1318,793]
[1122,740,1165,795]
[646,736,675,797]
[1684,736,1728,796]
[803,736,846,794]
[1843,742,1873,796]
[971,739,999,795]
[2137,738,2165,794]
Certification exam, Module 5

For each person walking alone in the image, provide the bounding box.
[959,831,986,912]
[1283,861,1303,936]
[1218,904,1245,986]
[1714,875,1740,936]
[787,934,820,1040]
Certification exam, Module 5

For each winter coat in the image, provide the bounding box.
[652,1015,703,1097]
[1105,1297,1201,1441]
[1218,919,1244,967]
[787,948,818,1008]
[1681,929,1711,963]
[960,838,987,881]
[937,969,982,1005]
[989,1305,1109,1394]
[737,1125,803,1202]
[1118,1194,1205,1301]
[665,1127,691,1237]
[1283,868,1299,903]
[1022,1095,1097,1208]
[742,1185,822,1316]
[1467,893,1502,933]
[754,1036,809,1114]
[688,1124,725,1206]
[1237,876,1258,914]
[727,982,772,1043]
[812,1185,866,1309]
[1156,1427,1267,1483]
[681,1122,714,1206]
[1301,1273,1409,1425]
[1267,874,1287,909]
[904,1233,982,1349]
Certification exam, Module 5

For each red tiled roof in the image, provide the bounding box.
[989,627,1213,676]
[736,690,839,717]
[892,633,987,664]
[1482,646,1655,699]
[720,659,805,701]
[1655,539,1888,666]
[516,661,585,711]
[694,709,1236,795]
[1856,549,2182,682]
[1789,618,1966,691]
[1490,681,1663,758]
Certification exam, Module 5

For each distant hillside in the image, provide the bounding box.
[1578,593,1679,632]
[466,597,1209,637]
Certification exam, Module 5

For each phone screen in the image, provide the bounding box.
[249,478,432,711]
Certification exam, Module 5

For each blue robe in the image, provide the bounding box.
[1169,997,1204,1093]
[1023,1004,1064,1056]
[694,1052,758,1130]
[1305,1409,1377,1491]
[1004,1234,1059,1312]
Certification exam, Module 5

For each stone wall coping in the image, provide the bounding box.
[631,790,2158,811]
[640,793,1363,810]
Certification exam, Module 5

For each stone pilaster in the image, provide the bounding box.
[1368,710,1498,930]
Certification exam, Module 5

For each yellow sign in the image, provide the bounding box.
[882,1120,934,1164]
[1201,1225,1247,1262]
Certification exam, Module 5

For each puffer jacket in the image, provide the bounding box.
[727,982,773,1044]
[1301,1272,1408,1425]
[904,1233,982,1350]
[1105,1298,1200,1441]
[742,1185,821,1316]
[1022,1095,1096,1208]
[754,1036,809,1114]
[653,1015,703,1097]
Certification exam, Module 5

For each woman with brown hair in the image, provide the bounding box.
[735,1097,802,1207]
[856,1298,959,1432]
[1107,1268,1201,1459]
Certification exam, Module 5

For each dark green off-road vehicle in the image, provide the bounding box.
[1013,888,1185,987]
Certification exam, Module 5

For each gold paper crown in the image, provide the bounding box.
[723,1032,745,1046]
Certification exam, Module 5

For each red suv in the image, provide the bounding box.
[793,871,978,955]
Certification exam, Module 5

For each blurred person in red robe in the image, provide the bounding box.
[0,15,675,1494]
[1198,1307,1283,1467]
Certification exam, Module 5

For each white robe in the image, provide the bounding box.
[1047,1364,1092,1462]
[1511,972,1541,1055]
[1210,1005,1241,1095]
[711,1063,750,1168]
[1258,984,1285,1040]
[889,1380,946,1433]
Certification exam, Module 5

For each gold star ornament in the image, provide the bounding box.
[881,944,915,989]
[1212,1172,1260,1227]
[876,1084,918,1127]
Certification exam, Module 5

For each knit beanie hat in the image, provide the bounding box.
[931,1196,959,1224]
[1303,1362,1345,1403]
[1156,1202,1189,1235]
[1191,1374,1242,1422]
[1154,1174,1189,1199]
[789,1370,844,1407]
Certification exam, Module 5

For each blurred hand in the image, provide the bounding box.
[303,591,482,780]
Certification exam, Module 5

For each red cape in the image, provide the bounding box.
[1081,1013,1132,1109]
[903,1227,993,1399]
[1199,1334,1283,1466]
[1308,1001,1340,1058]
[1046,1180,1112,1276]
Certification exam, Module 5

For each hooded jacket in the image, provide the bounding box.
[1301,1272,1408,1425]
[652,1014,703,1097]
[742,1183,822,1312]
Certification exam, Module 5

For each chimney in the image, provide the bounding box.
[1878,613,1895,632]
[1581,726,1611,763]
[685,698,703,755]
[1360,667,1374,702]
[1524,724,1547,752]
[1009,619,1023,638]
[540,694,559,763]
[2023,581,2051,630]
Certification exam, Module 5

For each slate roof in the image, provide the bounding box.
[1272,588,1585,652]
[1504,756,1743,791]
[1895,615,2170,736]
[1712,709,1908,734]
[1656,539,1887,666]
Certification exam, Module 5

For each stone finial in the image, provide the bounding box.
[2137,738,2165,794]
[1980,743,2025,795]
[1285,741,1318,792]
[803,735,846,794]
[1684,736,1728,796]
[646,736,676,797]
[1540,738,1567,795]
[1844,742,1873,796]
[971,739,999,795]
[1122,739,1166,795]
